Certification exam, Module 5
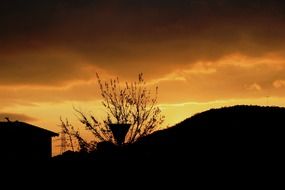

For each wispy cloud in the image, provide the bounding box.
[273,80,285,88]
[0,113,37,122]
[247,83,262,91]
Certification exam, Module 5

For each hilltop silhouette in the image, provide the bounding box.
[131,105,285,160]
[54,105,285,163]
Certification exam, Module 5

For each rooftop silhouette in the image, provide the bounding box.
[0,121,58,160]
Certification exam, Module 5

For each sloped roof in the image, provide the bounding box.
[0,121,58,137]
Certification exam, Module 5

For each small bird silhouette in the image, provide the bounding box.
[4,117,11,122]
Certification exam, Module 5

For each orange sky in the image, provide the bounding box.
[1,1,285,155]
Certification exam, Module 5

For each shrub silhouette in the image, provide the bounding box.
[60,73,165,152]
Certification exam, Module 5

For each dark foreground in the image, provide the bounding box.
[53,105,285,166]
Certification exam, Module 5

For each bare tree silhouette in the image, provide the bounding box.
[60,73,164,152]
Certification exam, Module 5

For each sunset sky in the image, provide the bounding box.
[1,0,285,154]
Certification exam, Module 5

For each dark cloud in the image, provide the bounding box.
[1,0,285,85]
[0,52,94,85]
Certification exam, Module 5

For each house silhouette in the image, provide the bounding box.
[0,121,58,160]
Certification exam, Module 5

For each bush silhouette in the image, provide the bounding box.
[59,73,165,153]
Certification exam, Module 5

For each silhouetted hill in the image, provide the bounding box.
[131,105,285,161]
[140,105,285,141]
[54,105,285,164]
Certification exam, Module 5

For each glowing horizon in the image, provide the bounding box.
[1,1,285,155]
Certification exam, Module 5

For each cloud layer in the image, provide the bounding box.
[1,0,285,86]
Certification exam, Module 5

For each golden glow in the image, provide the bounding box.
[1,96,285,156]
[2,1,285,156]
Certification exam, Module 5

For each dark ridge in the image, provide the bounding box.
[54,105,285,164]
[140,105,285,141]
